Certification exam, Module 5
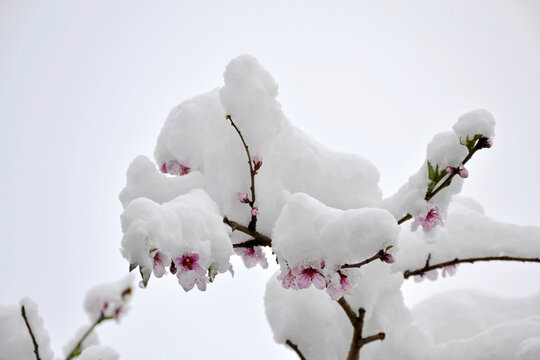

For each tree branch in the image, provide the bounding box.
[337,298,385,360]
[223,217,272,247]
[286,339,306,360]
[226,114,258,231]
[65,312,114,360]
[341,250,385,269]
[21,305,41,360]
[404,255,540,279]
[396,137,489,225]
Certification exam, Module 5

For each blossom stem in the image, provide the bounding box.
[223,217,272,247]
[21,305,41,360]
[396,138,487,225]
[285,340,306,360]
[404,255,540,279]
[65,312,114,360]
[226,115,258,231]
[337,298,385,360]
[341,250,385,269]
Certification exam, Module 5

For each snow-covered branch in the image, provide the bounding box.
[403,254,540,279]
[21,305,41,360]
[337,298,385,360]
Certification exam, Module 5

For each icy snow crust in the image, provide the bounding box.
[118,55,540,359]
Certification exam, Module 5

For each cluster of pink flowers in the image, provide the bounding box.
[445,166,469,178]
[278,261,361,300]
[412,206,443,232]
[151,250,207,292]
[160,160,191,176]
[414,264,458,282]
[234,246,268,269]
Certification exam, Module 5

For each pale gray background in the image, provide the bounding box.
[1,1,539,359]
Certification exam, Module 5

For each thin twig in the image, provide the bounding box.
[396,138,488,225]
[341,250,385,269]
[404,255,540,279]
[226,115,258,231]
[21,305,41,360]
[65,312,113,360]
[223,217,272,247]
[337,298,385,360]
[286,339,307,360]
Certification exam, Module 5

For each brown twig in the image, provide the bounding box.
[21,305,41,360]
[226,115,258,231]
[341,250,385,269]
[286,339,307,360]
[404,255,540,279]
[337,298,385,360]
[223,217,272,247]
[65,312,114,360]
[396,138,489,226]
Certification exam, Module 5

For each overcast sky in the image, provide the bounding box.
[1,1,539,359]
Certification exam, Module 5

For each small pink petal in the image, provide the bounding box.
[313,273,327,290]
[381,253,395,264]
[424,270,439,281]
[252,155,263,171]
[296,273,312,289]
[237,192,249,204]
[180,164,191,175]
[160,163,168,174]
[458,167,469,178]
[445,166,454,174]
[251,207,258,216]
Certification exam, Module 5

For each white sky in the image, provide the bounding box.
[1,1,539,359]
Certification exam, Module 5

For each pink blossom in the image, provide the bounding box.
[380,253,395,264]
[174,252,207,292]
[279,270,296,289]
[251,207,259,216]
[292,264,326,290]
[237,192,250,204]
[458,167,469,178]
[162,160,191,176]
[442,264,457,277]
[326,270,355,300]
[152,251,170,278]
[445,166,454,174]
[252,155,263,171]
[234,246,268,269]
[412,206,443,232]
[424,270,439,281]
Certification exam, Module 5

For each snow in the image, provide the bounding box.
[120,189,232,288]
[63,326,99,358]
[453,109,496,142]
[84,275,133,322]
[119,155,205,209]
[272,192,399,270]
[116,55,540,359]
[393,195,540,273]
[77,345,119,360]
[151,55,381,241]
[0,298,54,360]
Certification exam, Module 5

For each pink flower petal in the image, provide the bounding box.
[237,192,249,203]
[313,273,327,290]
[296,273,312,289]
